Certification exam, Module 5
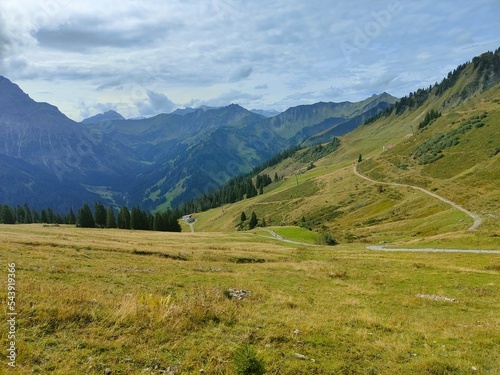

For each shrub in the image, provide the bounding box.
[233,345,266,375]
[319,233,338,246]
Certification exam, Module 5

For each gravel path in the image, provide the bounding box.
[367,245,500,254]
[353,163,483,231]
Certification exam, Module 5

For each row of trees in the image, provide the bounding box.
[0,202,181,232]
[77,203,181,231]
[0,204,75,225]
[178,172,279,214]
[178,144,312,215]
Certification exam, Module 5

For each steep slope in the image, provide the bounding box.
[191,50,500,248]
[83,96,397,210]
[264,92,397,144]
[0,76,139,210]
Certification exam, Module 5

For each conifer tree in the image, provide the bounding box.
[40,209,48,223]
[67,208,76,225]
[248,211,258,230]
[1,205,15,224]
[117,206,131,229]
[24,204,33,224]
[106,206,117,228]
[78,204,95,228]
[241,211,247,221]
[94,202,107,228]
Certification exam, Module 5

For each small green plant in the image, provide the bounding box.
[233,345,266,375]
[319,233,338,246]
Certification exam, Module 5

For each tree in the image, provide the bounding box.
[248,211,258,230]
[94,202,107,228]
[240,211,247,222]
[106,206,117,228]
[47,208,54,223]
[77,204,95,228]
[358,154,362,163]
[261,217,266,227]
[131,206,149,230]
[1,205,15,224]
[40,209,48,223]
[67,208,76,225]
[117,206,131,229]
[23,204,33,224]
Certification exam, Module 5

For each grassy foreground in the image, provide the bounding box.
[1,224,499,374]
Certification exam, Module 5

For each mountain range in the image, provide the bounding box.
[0,76,396,211]
[190,48,500,241]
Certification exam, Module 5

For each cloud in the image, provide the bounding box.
[134,90,178,117]
[0,14,11,60]
[228,66,253,82]
[0,0,498,120]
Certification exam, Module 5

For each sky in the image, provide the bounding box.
[0,0,498,121]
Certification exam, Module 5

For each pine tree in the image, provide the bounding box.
[77,204,95,228]
[241,211,247,222]
[106,206,117,228]
[23,204,33,224]
[1,205,15,224]
[117,206,131,229]
[67,208,76,225]
[15,205,24,224]
[94,202,107,228]
[40,209,48,223]
[47,208,54,223]
[358,154,362,163]
[248,211,258,230]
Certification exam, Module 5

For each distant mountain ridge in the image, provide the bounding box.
[0,77,397,211]
[81,110,125,124]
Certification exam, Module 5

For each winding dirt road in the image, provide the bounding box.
[353,163,483,231]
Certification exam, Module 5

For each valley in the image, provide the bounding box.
[0,47,499,374]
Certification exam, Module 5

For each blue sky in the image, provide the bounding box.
[0,0,498,120]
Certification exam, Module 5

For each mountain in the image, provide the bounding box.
[82,96,397,210]
[171,105,223,116]
[0,76,140,210]
[250,108,281,117]
[190,49,500,244]
[0,77,397,212]
[81,110,125,124]
[263,92,398,145]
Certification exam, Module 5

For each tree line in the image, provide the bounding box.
[177,145,305,215]
[363,48,500,125]
[0,202,181,232]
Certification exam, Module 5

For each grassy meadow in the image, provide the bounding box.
[1,224,499,374]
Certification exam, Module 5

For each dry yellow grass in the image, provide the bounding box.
[1,224,499,374]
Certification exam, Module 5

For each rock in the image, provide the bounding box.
[226,289,251,300]
[104,368,112,374]
[472,366,477,371]
[293,329,301,335]
[294,353,307,360]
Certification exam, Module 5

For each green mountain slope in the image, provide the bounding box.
[191,49,500,248]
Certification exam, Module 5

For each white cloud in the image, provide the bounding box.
[0,0,498,120]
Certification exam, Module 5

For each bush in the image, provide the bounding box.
[233,345,266,375]
[319,233,338,246]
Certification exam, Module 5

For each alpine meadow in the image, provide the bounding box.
[0,2,500,374]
